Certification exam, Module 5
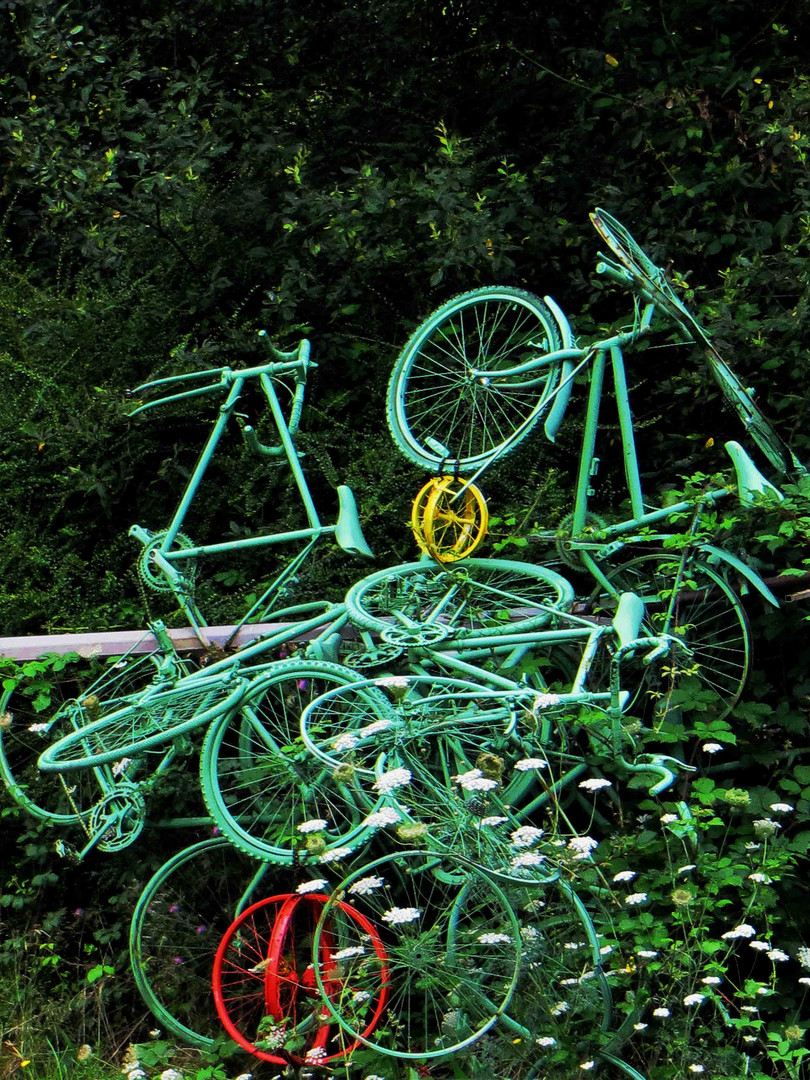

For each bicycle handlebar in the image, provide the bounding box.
[128,337,314,416]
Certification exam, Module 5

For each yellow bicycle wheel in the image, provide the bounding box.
[411,476,488,562]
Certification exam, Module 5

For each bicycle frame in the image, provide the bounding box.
[129,336,372,639]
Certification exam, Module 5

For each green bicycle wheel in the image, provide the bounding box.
[129,837,273,1049]
[0,651,169,824]
[37,673,246,772]
[345,558,574,642]
[387,288,564,472]
[200,660,390,863]
[313,849,521,1059]
[591,554,751,722]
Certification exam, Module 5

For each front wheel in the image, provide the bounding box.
[345,558,574,642]
[387,288,563,472]
[591,554,751,721]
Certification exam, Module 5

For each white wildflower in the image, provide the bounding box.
[382,906,421,925]
[797,946,810,969]
[305,1047,327,1064]
[510,852,547,868]
[770,803,794,813]
[160,1071,183,1080]
[362,807,401,828]
[721,923,756,939]
[768,949,790,962]
[533,693,560,709]
[361,718,393,737]
[296,879,328,894]
[683,993,705,1006]
[756,987,773,996]
[688,1066,705,1074]
[373,768,411,793]
[535,1036,557,1047]
[510,825,545,848]
[477,932,512,944]
[633,1023,648,1031]
[625,893,648,906]
[479,816,508,827]
[660,813,678,824]
[318,846,353,863]
[637,950,658,958]
[599,945,614,956]
[701,976,722,985]
[749,941,770,951]
[375,676,409,689]
[653,1007,670,1018]
[331,946,366,960]
[332,733,359,751]
[613,870,637,882]
[579,777,612,791]
[452,768,498,791]
[515,758,548,771]
[348,875,385,895]
[580,1062,595,1071]
[297,818,328,833]
[550,1001,568,1016]
[799,977,810,986]
[568,836,598,855]
[702,742,723,754]
[743,1036,758,1043]
[740,1006,759,1013]
[28,722,50,733]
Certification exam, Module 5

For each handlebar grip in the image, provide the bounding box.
[596,260,636,289]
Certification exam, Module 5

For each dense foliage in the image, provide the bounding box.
[2,1,810,1078]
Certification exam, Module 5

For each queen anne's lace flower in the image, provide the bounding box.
[318,846,353,864]
[653,1007,670,1017]
[510,825,545,848]
[511,852,547,868]
[625,893,648,906]
[535,1037,557,1047]
[296,879,328,894]
[477,932,512,944]
[348,876,385,895]
[722,923,756,939]
[331,946,366,960]
[613,870,637,882]
[515,758,548,771]
[533,693,561,709]
[305,1047,327,1064]
[579,778,612,791]
[770,803,794,812]
[637,950,658,958]
[373,768,412,794]
[568,836,598,855]
[332,733,359,751]
[683,993,705,1006]
[749,941,770,951]
[768,949,790,962]
[702,742,723,753]
[362,807,401,828]
[479,816,508,827]
[361,718,393,737]
[453,769,498,791]
[297,818,328,833]
[382,906,421,925]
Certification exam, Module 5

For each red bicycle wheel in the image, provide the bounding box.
[212,892,389,1064]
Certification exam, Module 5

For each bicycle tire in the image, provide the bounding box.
[129,837,274,1049]
[345,558,574,641]
[313,849,521,1059]
[0,651,169,823]
[200,660,390,863]
[707,355,796,476]
[591,554,751,722]
[415,476,489,562]
[37,674,246,772]
[387,288,563,472]
[213,891,389,1063]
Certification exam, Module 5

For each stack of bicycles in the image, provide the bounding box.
[1,209,801,1078]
